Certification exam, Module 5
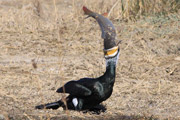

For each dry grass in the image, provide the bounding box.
[119,0,180,20]
[0,0,180,120]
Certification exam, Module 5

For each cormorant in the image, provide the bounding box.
[35,6,120,111]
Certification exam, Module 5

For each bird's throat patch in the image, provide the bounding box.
[104,46,119,58]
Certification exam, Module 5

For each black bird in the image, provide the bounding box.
[35,6,120,111]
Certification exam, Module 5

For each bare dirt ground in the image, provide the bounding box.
[0,0,180,120]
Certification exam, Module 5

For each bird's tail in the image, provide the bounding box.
[35,100,64,110]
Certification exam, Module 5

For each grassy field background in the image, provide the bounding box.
[0,0,180,119]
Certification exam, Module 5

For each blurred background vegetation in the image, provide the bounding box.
[119,0,180,19]
[85,0,180,20]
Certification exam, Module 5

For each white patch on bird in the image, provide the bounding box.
[72,98,78,107]
[105,49,120,67]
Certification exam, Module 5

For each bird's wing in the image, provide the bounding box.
[56,81,92,97]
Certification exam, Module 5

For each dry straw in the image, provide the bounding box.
[79,0,180,20]
[110,0,180,19]
[1,0,179,119]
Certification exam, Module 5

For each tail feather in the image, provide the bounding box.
[35,100,63,110]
